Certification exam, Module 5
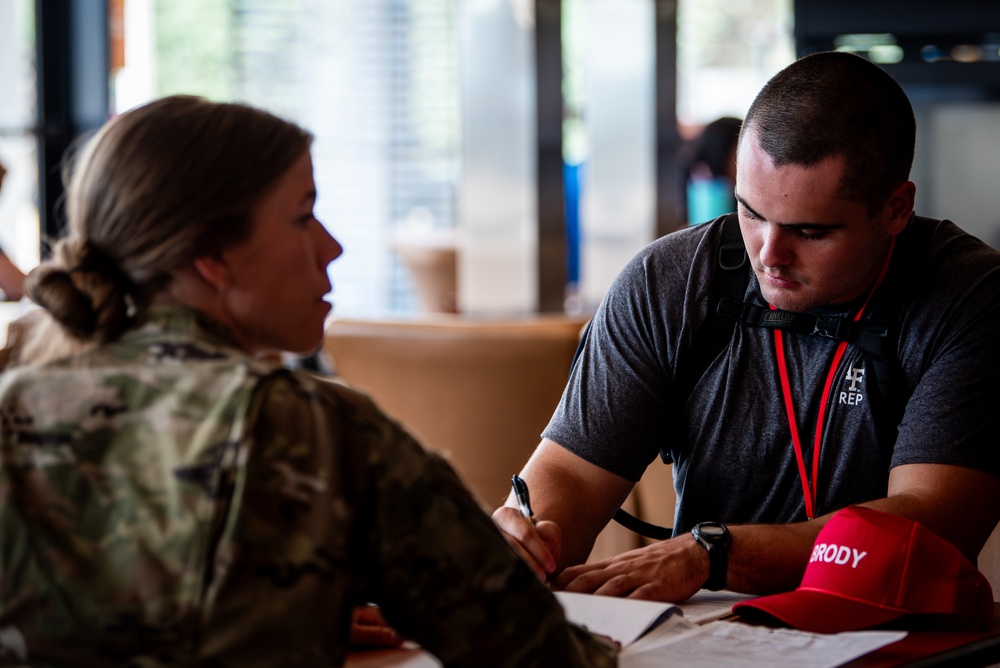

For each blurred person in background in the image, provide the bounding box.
[684,116,742,225]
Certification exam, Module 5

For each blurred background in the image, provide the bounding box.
[1,0,998,324]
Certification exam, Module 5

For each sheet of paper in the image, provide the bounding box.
[554,591,680,646]
[555,589,756,641]
[620,618,907,668]
[677,589,758,624]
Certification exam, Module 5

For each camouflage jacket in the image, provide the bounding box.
[0,306,616,667]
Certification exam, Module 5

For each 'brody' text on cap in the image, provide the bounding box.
[810,543,868,568]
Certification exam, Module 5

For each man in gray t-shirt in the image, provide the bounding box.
[494,51,1000,603]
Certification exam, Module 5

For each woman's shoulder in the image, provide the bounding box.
[250,367,402,439]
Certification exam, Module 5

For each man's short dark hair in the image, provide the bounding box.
[741,51,915,216]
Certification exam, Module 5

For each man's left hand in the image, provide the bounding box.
[554,532,709,601]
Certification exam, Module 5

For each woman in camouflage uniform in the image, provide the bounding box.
[0,96,616,667]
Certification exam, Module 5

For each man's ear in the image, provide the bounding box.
[885,181,916,235]
[192,253,232,292]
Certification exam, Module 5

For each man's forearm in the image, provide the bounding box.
[725,467,1000,595]
[726,521,821,594]
[510,440,637,571]
[725,501,918,595]
[726,505,936,596]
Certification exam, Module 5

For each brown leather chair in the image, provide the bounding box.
[323,315,589,510]
[979,525,1000,601]
[322,314,681,563]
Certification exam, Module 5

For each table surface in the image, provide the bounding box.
[347,603,1000,668]
[842,603,1000,667]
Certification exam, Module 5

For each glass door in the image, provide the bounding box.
[0,0,39,300]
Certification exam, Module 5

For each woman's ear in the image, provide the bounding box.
[192,253,232,292]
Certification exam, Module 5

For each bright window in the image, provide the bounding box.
[114,0,460,317]
[677,0,794,129]
[0,0,40,290]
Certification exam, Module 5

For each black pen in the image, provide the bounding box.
[511,474,535,525]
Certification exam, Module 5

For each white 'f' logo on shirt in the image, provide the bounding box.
[845,366,866,392]
[839,366,866,406]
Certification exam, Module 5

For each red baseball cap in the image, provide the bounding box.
[733,506,994,633]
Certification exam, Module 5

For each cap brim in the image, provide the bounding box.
[733,589,907,634]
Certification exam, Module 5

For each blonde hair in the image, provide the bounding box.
[22,96,312,364]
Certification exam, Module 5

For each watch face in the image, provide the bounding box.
[698,523,727,538]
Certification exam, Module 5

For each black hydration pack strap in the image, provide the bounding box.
[611,508,674,541]
[716,299,893,361]
[671,213,749,420]
[611,213,747,539]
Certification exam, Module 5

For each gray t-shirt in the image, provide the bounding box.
[544,216,1000,534]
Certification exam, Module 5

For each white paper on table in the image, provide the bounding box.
[554,591,681,646]
[677,589,758,624]
[554,589,756,646]
[620,617,907,668]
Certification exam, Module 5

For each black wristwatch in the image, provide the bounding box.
[691,521,731,591]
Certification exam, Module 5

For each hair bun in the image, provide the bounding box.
[25,241,133,343]
[26,266,100,340]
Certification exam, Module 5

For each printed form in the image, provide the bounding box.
[555,590,906,668]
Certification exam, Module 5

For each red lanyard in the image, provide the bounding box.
[772,237,896,520]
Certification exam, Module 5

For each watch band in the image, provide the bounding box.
[691,521,731,591]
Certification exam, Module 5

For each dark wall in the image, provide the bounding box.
[35,0,109,254]
[794,0,1000,93]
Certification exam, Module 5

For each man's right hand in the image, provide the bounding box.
[492,505,562,582]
